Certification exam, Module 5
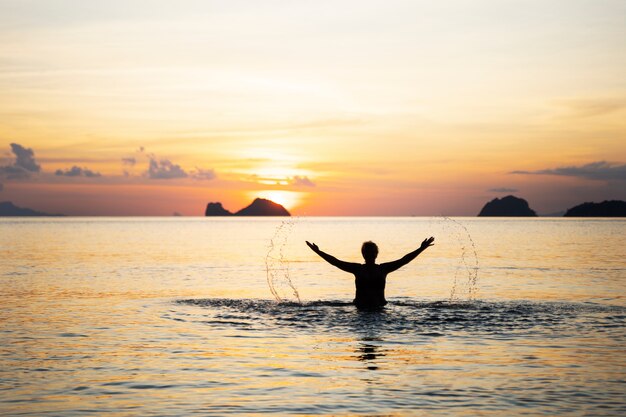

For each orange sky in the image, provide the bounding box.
[1,1,625,215]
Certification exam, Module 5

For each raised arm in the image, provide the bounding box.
[381,237,434,273]
[306,241,359,273]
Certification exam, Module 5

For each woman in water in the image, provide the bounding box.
[306,237,434,309]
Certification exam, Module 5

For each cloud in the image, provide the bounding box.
[0,143,41,179]
[0,182,3,191]
[511,161,626,181]
[147,158,188,179]
[291,175,315,187]
[191,168,216,180]
[0,165,28,179]
[11,143,40,172]
[55,166,102,177]
[144,153,216,181]
[488,187,518,193]
[122,157,136,166]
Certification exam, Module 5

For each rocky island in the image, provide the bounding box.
[478,195,537,217]
[564,200,626,217]
[204,202,233,216]
[0,201,62,216]
[205,198,290,216]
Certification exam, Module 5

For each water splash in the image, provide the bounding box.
[440,217,480,301]
[265,217,477,304]
[265,218,301,303]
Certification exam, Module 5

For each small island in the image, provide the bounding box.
[205,198,290,216]
[478,195,537,217]
[564,200,626,217]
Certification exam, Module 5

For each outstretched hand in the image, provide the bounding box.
[420,236,435,250]
[305,241,320,253]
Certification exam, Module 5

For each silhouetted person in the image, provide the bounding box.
[305,237,435,310]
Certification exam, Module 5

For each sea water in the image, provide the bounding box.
[0,217,624,416]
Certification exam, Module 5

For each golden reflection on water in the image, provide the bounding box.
[1,218,625,415]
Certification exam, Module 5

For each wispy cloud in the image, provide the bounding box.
[121,157,136,166]
[511,161,626,181]
[191,168,216,180]
[55,166,101,177]
[488,187,518,193]
[556,97,626,119]
[0,143,41,179]
[291,175,315,187]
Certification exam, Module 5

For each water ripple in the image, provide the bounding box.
[176,298,626,340]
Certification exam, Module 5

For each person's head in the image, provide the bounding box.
[361,241,378,263]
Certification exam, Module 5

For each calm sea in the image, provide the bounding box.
[1,217,625,416]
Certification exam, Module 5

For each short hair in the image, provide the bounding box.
[361,241,378,260]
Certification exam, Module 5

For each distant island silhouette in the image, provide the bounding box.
[564,200,626,217]
[0,201,62,216]
[478,195,537,216]
[2,197,624,217]
[205,198,290,216]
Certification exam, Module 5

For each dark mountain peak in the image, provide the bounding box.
[478,195,537,217]
[564,200,626,217]
[0,201,62,216]
[205,202,232,216]
[235,198,290,216]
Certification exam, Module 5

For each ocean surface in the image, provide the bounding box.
[1,217,625,416]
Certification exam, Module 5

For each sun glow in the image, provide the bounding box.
[250,190,303,211]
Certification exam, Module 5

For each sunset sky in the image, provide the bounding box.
[1,0,625,215]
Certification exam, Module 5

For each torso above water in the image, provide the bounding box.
[353,263,388,309]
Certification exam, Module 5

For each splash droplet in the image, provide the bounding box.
[265,218,301,303]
